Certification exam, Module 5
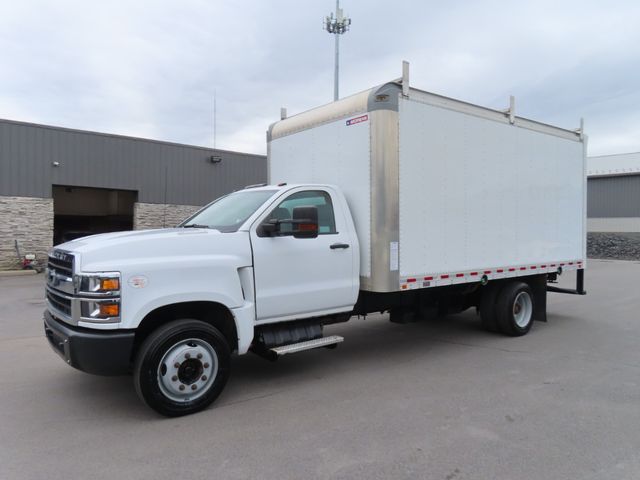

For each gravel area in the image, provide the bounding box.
[588,232,640,260]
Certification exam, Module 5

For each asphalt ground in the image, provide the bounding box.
[1,259,639,480]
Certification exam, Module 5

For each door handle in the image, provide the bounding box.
[330,243,350,250]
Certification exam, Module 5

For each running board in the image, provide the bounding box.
[270,335,344,357]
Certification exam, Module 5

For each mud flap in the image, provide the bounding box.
[526,274,547,322]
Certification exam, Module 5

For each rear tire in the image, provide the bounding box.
[134,319,231,417]
[495,282,534,336]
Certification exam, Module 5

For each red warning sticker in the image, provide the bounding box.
[346,114,368,126]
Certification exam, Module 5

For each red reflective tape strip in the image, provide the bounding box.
[497,269,504,273]
[550,264,556,267]
[424,276,434,281]
[509,268,516,272]
[541,265,547,268]
[407,278,416,283]
[456,273,464,278]
[569,262,574,265]
[520,267,526,271]
[470,272,478,276]
[530,266,537,270]
[484,270,492,274]
[560,263,565,266]
[441,274,449,279]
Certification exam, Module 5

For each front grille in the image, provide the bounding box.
[48,250,74,278]
[47,289,72,316]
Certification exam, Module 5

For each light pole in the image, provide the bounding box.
[323,0,351,101]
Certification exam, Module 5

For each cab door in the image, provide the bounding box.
[250,187,356,322]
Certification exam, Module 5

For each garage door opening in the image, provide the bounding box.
[53,186,137,245]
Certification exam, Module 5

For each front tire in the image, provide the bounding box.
[134,319,231,417]
[495,282,535,336]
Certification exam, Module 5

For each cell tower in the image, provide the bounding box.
[323,1,351,101]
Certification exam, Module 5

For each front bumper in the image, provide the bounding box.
[44,310,135,376]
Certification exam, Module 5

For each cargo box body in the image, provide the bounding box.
[268,82,586,293]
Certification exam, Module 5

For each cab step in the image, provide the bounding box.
[270,335,344,357]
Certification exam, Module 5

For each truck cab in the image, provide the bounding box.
[44,184,359,416]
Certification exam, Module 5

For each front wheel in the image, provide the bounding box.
[134,319,231,417]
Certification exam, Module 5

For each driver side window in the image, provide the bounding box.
[266,190,337,234]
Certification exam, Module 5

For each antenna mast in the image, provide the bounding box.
[323,0,351,101]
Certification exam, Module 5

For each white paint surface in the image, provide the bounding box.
[398,97,585,278]
[270,116,372,277]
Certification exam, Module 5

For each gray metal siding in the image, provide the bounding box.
[0,119,267,205]
[587,174,640,217]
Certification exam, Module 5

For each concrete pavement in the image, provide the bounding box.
[1,260,639,479]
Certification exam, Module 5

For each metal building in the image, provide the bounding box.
[587,152,640,232]
[0,118,267,269]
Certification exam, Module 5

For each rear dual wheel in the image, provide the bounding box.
[481,281,534,336]
[134,319,231,417]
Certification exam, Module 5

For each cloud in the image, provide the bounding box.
[0,0,638,156]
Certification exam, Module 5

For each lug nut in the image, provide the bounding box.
[197,353,203,359]
[185,353,191,359]
[201,375,207,381]
[171,375,178,382]
[203,363,209,368]
[179,385,185,391]
[174,362,180,368]
[191,385,197,390]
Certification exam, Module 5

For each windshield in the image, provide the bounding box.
[181,189,277,232]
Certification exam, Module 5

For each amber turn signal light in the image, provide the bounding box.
[100,278,120,291]
[99,304,120,317]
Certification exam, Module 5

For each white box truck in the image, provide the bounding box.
[43,65,586,416]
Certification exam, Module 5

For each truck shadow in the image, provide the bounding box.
[60,309,576,418]
[223,309,574,395]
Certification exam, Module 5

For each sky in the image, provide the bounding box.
[1,0,638,156]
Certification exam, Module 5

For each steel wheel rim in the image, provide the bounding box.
[157,338,218,403]
[513,291,533,328]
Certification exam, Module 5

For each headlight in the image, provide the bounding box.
[76,272,121,323]
[77,272,121,295]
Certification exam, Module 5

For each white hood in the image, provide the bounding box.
[57,228,252,272]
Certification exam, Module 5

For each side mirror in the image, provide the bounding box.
[257,219,279,237]
[292,206,319,239]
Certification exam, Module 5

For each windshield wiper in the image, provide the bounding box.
[181,224,211,229]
